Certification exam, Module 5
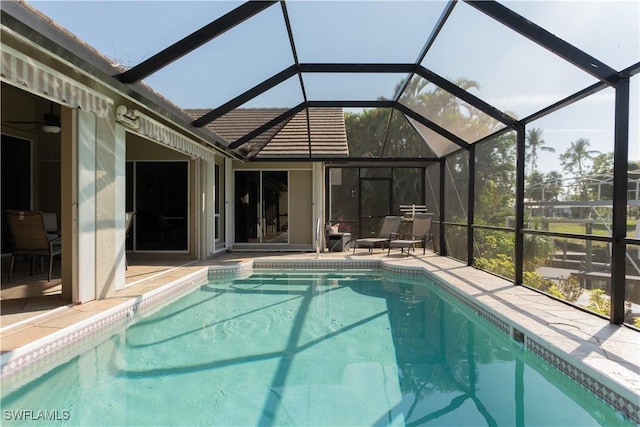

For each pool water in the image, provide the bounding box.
[1,270,633,426]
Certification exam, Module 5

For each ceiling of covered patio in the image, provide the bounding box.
[25,0,640,161]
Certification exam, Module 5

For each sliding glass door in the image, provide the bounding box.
[127,161,189,251]
[235,171,288,244]
[1,134,31,254]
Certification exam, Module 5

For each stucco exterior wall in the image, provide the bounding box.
[289,170,312,245]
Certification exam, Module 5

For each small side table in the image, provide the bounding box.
[328,233,351,252]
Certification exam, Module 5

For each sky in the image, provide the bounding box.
[29,0,639,173]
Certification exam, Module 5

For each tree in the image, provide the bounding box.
[400,77,516,226]
[560,138,600,177]
[543,171,564,201]
[590,152,614,175]
[344,76,517,246]
[559,138,600,200]
[525,127,555,176]
[527,170,546,202]
[402,77,504,145]
[526,170,563,218]
[474,132,516,226]
[344,108,391,157]
[589,152,614,200]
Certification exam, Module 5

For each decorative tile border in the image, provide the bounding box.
[430,276,638,423]
[380,264,424,277]
[526,338,640,423]
[2,258,637,423]
[2,262,267,385]
[254,259,379,270]
[208,259,254,279]
[424,270,640,423]
[430,276,512,336]
[415,269,638,422]
[1,268,210,387]
[0,302,144,392]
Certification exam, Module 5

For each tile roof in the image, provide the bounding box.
[186,107,348,159]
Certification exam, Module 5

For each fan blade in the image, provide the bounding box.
[3,120,44,125]
[43,112,60,126]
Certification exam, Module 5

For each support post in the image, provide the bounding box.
[611,77,629,324]
[439,158,447,257]
[515,124,526,285]
[467,145,475,266]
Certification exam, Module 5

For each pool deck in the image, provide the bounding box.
[1,250,639,420]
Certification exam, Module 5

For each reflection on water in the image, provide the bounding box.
[368,278,628,427]
[1,271,633,426]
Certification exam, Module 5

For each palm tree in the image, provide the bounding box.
[559,138,600,200]
[544,171,564,201]
[560,138,600,177]
[526,128,555,175]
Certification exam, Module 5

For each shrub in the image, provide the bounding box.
[556,275,583,303]
[474,255,583,303]
[522,233,555,271]
[585,289,610,316]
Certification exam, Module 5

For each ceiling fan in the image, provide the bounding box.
[3,102,61,134]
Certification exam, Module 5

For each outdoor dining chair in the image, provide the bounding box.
[5,209,62,281]
[42,212,60,240]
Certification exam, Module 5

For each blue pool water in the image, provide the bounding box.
[1,270,634,426]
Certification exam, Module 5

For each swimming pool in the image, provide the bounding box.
[1,269,635,426]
